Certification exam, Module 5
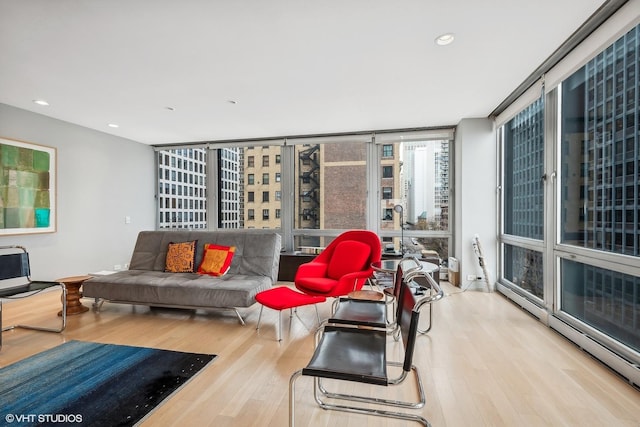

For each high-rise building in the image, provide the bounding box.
[217,148,241,229]
[243,145,282,229]
[404,141,450,229]
[157,148,207,229]
[504,97,545,240]
[570,25,640,344]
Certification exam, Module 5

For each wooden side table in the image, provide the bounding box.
[56,275,92,316]
[347,289,384,301]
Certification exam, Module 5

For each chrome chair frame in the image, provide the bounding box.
[0,245,67,350]
[316,272,443,402]
[289,272,444,426]
[327,257,422,334]
[412,270,441,334]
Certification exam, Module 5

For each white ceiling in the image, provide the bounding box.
[0,0,607,145]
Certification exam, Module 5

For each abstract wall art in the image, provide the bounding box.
[0,137,56,235]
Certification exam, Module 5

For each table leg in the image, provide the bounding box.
[57,279,90,316]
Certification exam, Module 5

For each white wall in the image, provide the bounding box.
[454,118,497,291]
[0,104,155,279]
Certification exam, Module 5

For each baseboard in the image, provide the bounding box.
[497,283,639,387]
[496,282,548,323]
[549,316,640,388]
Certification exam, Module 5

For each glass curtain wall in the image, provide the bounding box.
[155,130,454,259]
[499,23,640,364]
[156,143,284,230]
[375,134,452,261]
[559,24,640,353]
[500,97,546,301]
[292,137,368,251]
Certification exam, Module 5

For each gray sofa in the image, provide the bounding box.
[83,230,281,324]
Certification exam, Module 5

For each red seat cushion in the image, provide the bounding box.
[256,287,326,310]
[296,277,339,294]
[327,240,371,280]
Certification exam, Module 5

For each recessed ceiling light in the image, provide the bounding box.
[227,100,238,105]
[165,106,176,111]
[435,33,455,46]
[33,99,49,106]
[108,123,119,128]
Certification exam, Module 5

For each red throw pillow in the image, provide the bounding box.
[197,244,236,276]
[327,240,371,280]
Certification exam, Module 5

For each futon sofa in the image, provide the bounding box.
[82,230,281,324]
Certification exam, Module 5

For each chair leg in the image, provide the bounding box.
[256,305,264,330]
[418,302,433,334]
[256,305,283,342]
[312,393,430,426]
[330,298,340,315]
[277,310,282,342]
[317,361,425,409]
[289,369,303,426]
[312,375,430,426]
[2,284,67,334]
[259,302,323,342]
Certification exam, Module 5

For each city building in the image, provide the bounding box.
[157,148,207,229]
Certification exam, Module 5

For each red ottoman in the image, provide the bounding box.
[255,287,326,341]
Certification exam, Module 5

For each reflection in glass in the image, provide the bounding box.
[504,244,543,299]
[562,258,640,353]
[503,97,544,240]
[561,25,640,257]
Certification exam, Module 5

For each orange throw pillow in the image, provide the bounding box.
[198,244,236,276]
[165,240,197,273]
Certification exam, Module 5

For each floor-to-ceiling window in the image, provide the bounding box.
[157,148,207,229]
[375,131,453,261]
[498,19,640,381]
[291,136,369,250]
[500,97,546,301]
[154,130,454,258]
[558,24,640,354]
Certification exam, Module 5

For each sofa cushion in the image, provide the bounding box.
[327,240,371,280]
[129,231,281,283]
[83,270,273,308]
[198,244,236,276]
[164,240,197,273]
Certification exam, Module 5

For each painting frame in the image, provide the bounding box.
[0,137,57,235]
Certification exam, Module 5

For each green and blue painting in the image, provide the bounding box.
[0,142,52,229]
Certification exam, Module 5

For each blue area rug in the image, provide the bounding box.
[0,340,216,426]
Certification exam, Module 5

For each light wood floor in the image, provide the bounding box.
[1,282,639,426]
